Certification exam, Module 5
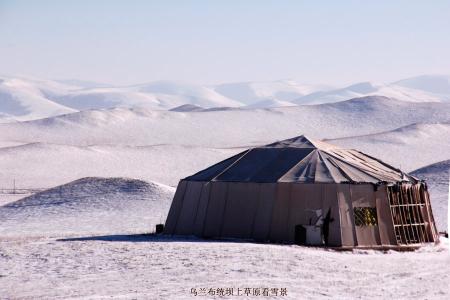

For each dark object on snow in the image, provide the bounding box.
[155,224,164,234]
[294,225,307,245]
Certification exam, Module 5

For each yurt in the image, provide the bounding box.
[164,135,439,248]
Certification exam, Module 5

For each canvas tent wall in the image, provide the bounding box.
[164,135,439,248]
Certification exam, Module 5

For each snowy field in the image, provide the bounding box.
[0,75,449,299]
[0,177,448,299]
[1,237,449,299]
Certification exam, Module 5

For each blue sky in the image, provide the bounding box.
[1,0,449,85]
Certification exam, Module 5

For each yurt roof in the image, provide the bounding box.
[185,135,417,184]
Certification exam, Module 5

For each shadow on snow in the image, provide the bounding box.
[56,234,253,244]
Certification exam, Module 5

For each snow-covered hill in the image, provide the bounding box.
[2,75,450,122]
[53,88,165,110]
[327,122,450,171]
[0,77,243,120]
[293,80,450,105]
[0,77,76,121]
[136,80,243,108]
[0,142,239,188]
[54,81,244,111]
[245,98,296,108]
[394,75,450,95]
[169,104,204,112]
[411,160,450,232]
[0,96,448,198]
[214,80,329,105]
[1,96,449,149]
[0,177,175,237]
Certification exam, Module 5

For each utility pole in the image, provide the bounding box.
[13,179,16,194]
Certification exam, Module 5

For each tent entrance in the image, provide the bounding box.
[387,184,436,245]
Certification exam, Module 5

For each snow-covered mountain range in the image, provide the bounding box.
[0,75,449,300]
[0,74,449,232]
[1,75,450,121]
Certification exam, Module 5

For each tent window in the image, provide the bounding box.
[354,207,378,226]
